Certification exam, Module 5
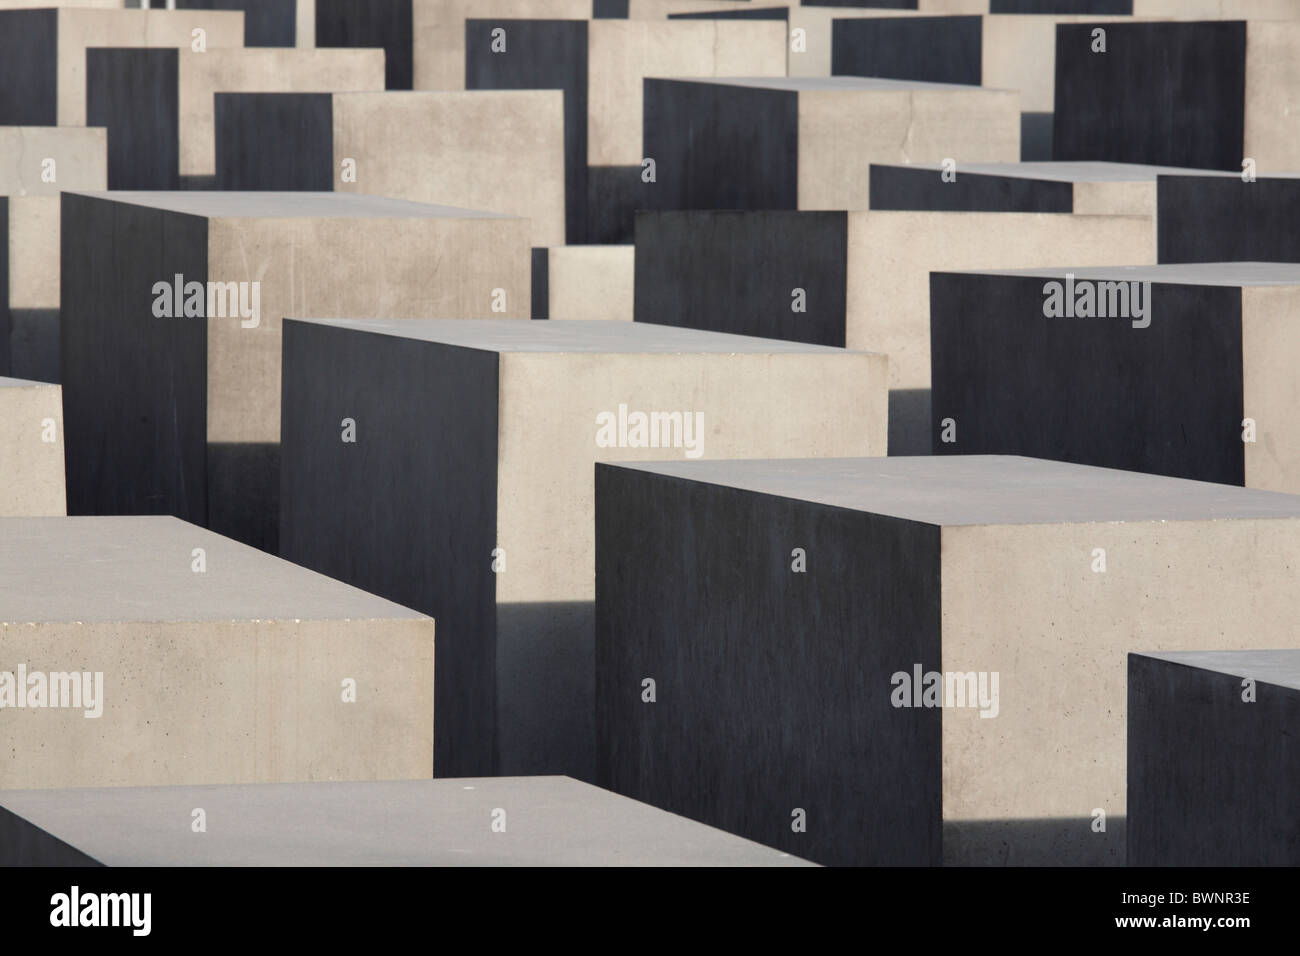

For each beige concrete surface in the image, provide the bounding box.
[0,377,65,517]
[942,514,1300,864]
[845,210,1154,394]
[332,90,565,248]
[0,515,435,790]
[0,128,106,310]
[547,245,635,320]
[589,20,787,166]
[180,48,385,178]
[53,8,245,126]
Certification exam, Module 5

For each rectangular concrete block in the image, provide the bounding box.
[644,76,1019,214]
[595,455,1300,865]
[831,13,1161,141]
[0,776,811,865]
[467,18,787,243]
[1128,650,1300,866]
[869,160,1237,217]
[1,127,108,383]
[930,263,1300,494]
[280,318,887,780]
[86,47,385,189]
[174,0,300,47]
[634,208,1154,452]
[0,7,244,127]
[0,377,65,516]
[1054,19,1300,171]
[215,90,566,248]
[1157,174,1300,263]
[0,515,434,790]
[60,191,530,553]
[547,246,635,319]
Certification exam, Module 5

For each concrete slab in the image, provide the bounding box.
[1054,19,1300,172]
[644,76,1019,213]
[215,90,566,248]
[547,246,635,320]
[0,128,107,383]
[86,47,384,188]
[1128,649,1300,865]
[60,190,530,553]
[0,7,244,127]
[467,18,786,243]
[0,515,434,790]
[0,376,65,516]
[279,318,887,780]
[869,160,1239,217]
[594,454,1300,865]
[0,776,812,865]
[930,262,1300,494]
[634,208,1154,453]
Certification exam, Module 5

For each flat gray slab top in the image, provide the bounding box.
[601,456,1300,526]
[1134,650,1300,693]
[0,516,427,624]
[66,191,518,220]
[0,375,56,389]
[0,777,812,866]
[290,318,873,355]
[654,75,1002,94]
[943,262,1300,286]
[872,161,1250,181]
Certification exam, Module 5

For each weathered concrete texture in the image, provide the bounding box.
[316,0,412,89]
[644,76,1018,213]
[0,7,244,127]
[0,377,65,517]
[216,90,566,248]
[634,208,1153,452]
[468,18,786,242]
[547,246,635,320]
[416,0,593,92]
[668,6,790,20]
[280,318,887,780]
[1,130,108,369]
[595,455,1300,866]
[1055,20,1300,172]
[87,47,384,188]
[1157,175,1300,264]
[930,263,1300,495]
[466,19,588,244]
[0,776,811,866]
[60,191,530,554]
[0,515,434,790]
[1128,650,1300,866]
[869,160,1236,217]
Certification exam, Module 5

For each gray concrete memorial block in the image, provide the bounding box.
[60,190,528,553]
[595,455,1300,865]
[930,263,1300,494]
[279,318,886,781]
[0,515,434,790]
[0,7,244,126]
[643,75,1018,214]
[635,208,1153,453]
[1127,650,1300,866]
